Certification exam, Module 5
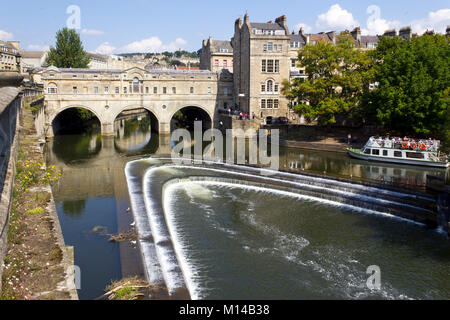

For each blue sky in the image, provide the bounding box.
[1,0,449,53]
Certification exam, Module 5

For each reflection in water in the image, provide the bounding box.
[46,111,448,299]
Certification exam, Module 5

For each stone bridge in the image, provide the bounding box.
[41,67,234,137]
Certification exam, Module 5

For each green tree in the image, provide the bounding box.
[366,34,449,137]
[46,28,90,68]
[282,33,373,126]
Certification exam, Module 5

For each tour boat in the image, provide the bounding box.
[348,137,449,168]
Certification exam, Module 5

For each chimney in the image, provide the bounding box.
[327,31,336,44]
[275,15,289,34]
[203,39,207,47]
[244,13,249,24]
[383,29,397,37]
[447,26,450,37]
[399,26,412,40]
[351,27,361,43]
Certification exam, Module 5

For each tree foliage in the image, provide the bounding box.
[282,33,373,126]
[46,28,90,68]
[366,34,449,136]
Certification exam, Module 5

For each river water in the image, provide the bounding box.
[45,113,450,300]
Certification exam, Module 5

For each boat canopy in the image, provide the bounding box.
[365,137,441,152]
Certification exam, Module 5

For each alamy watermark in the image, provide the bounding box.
[171,122,280,175]
[366,265,381,291]
[66,5,81,30]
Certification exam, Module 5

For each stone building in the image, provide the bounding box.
[0,41,21,71]
[200,37,234,73]
[21,51,48,72]
[232,14,292,121]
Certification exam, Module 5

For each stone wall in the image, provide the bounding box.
[0,94,21,291]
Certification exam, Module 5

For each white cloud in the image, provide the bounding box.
[119,36,187,53]
[95,42,117,55]
[316,4,359,30]
[411,8,450,34]
[0,30,13,41]
[27,44,50,51]
[294,23,312,34]
[81,29,105,36]
[362,18,401,35]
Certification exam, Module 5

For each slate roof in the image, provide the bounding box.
[250,22,285,31]
[212,40,233,53]
[290,34,307,44]
[21,51,47,59]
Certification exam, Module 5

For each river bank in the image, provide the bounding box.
[0,101,78,300]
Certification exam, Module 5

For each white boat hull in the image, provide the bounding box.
[348,149,450,169]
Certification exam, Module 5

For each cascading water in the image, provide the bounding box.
[125,157,450,300]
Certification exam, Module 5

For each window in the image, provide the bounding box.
[406,152,425,159]
[267,80,274,93]
[261,84,266,93]
[208,87,212,94]
[223,60,228,67]
[291,59,296,68]
[73,87,78,94]
[214,59,219,67]
[154,87,158,94]
[261,99,266,109]
[115,87,119,94]
[383,150,388,156]
[123,87,127,94]
[274,83,279,93]
[224,88,228,95]
[262,60,266,72]
[133,77,140,93]
[163,87,167,94]
[94,87,99,94]
[372,149,380,156]
[263,44,267,52]
[364,149,371,155]
[268,42,273,51]
[172,87,176,94]
[145,87,149,94]
[190,87,194,94]
[394,151,403,158]
[274,99,279,109]
[267,99,273,109]
[267,60,274,73]
[47,86,57,94]
[275,60,279,73]
[104,87,109,94]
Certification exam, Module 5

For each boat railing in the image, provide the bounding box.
[365,137,441,152]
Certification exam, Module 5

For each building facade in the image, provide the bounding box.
[0,41,21,71]
[200,37,234,73]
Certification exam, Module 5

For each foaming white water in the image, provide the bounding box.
[142,170,187,295]
[164,185,204,300]
[183,183,214,201]
[124,161,164,284]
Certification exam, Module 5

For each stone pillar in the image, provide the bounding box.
[156,133,172,156]
[159,122,171,135]
[102,122,115,136]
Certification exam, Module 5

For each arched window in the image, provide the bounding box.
[47,82,58,94]
[267,80,273,93]
[133,77,140,93]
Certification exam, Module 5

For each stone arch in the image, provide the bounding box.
[113,105,160,133]
[170,104,214,132]
[49,105,104,136]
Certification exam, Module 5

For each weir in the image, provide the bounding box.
[125,157,441,299]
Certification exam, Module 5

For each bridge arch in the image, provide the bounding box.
[170,104,214,132]
[50,105,104,136]
[112,105,160,133]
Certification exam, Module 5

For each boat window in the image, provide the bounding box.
[364,149,371,155]
[406,152,425,159]
[372,149,380,156]
[383,150,388,156]
[394,151,403,158]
